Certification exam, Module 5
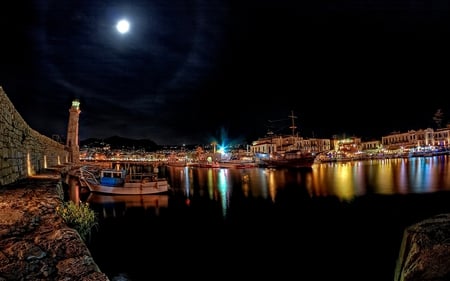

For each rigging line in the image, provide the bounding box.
[268,118,290,123]
[289,110,298,136]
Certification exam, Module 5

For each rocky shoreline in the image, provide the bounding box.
[0,172,109,281]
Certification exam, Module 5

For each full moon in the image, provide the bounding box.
[116,19,130,34]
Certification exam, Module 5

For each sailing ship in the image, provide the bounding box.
[255,110,319,169]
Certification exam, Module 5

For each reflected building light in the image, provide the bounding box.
[374,160,395,195]
[218,169,229,217]
[397,160,408,194]
[311,165,331,197]
[207,169,215,200]
[250,169,271,200]
[242,174,250,197]
[179,167,190,197]
[268,177,276,202]
[412,157,433,192]
[265,170,277,201]
[304,167,314,195]
[333,165,355,201]
[409,158,421,192]
[352,164,366,196]
[188,168,194,191]
[259,173,270,200]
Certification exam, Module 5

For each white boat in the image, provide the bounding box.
[79,166,170,195]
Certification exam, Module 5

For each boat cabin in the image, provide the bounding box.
[99,169,126,187]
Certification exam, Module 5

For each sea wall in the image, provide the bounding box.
[0,86,69,186]
[0,176,109,280]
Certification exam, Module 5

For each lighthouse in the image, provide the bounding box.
[66,99,81,163]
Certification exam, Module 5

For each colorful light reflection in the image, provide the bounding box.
[166,156,450,215]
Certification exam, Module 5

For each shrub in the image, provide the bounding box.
[57,201,98,242]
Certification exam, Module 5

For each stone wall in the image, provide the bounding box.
[0,176,109,280]
[0,86,69,186]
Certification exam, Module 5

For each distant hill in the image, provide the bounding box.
[80,136,160,151]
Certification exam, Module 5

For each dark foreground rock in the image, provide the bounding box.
[0,174,109,281]
[395,213,450,281]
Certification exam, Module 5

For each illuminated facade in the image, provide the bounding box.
[382,127,450,151]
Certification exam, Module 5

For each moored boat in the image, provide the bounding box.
[79,166,170,195]
[261,150,317,169]
[252,111,321,169]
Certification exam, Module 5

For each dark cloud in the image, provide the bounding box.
[1,0,450,145]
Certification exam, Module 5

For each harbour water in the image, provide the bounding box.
[73,155,450,281]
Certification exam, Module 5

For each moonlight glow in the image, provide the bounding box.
[116,19,130,34]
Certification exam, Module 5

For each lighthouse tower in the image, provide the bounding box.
[66,99,81,163]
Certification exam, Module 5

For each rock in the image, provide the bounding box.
[395,213,450,281]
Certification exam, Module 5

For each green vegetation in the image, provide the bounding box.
[56,180,98,242]
[56,200,98,242]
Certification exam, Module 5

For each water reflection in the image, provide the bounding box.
[71,156,450,216]
[165,156,450,212]
[74,156,450,281]
[86,194,168,218]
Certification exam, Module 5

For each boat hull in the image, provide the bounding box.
[83,180,170,195]
[262,156,316,169]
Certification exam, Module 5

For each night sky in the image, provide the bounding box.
[1,0,449,145]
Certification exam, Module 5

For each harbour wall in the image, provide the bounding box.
[0,86,108,280]
[0,175,109,280]
[0,86,69,186]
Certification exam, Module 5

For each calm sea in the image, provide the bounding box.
[73,155,450,281]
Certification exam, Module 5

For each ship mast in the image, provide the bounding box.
[289,110,297,137]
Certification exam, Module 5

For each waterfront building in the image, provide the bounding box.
[382,126,450,155]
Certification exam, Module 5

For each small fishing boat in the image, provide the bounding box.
[78,166,170,195]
